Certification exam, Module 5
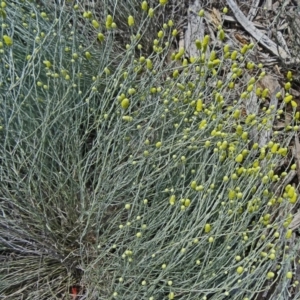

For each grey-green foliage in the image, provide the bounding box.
[0,1,299,300]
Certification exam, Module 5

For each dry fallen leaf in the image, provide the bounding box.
[208,7,222,28]
[256,74,280,94]
[234,32,249,45]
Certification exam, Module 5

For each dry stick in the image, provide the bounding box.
[248,0,261,22]
[223,15,265,29]
[265,0,273,11]
[293,134,300,182]
[274,170,296,195]
[258,86,280,147]
[283,136,300,233]
[276,31,291,56]
[226,0,291,60]
[245,73,259,144]
[290,132,300,299]
[184,0,204,58]
[290,208,300,231]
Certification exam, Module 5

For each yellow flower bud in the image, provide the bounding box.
[228,82,235,89]
[92,19,100,28]
[157,30,163,38]
[246,61,255,69]
[290,193,297,204]
[202,35,210,47]
[85,52,91,59]
[3,35,12,46]
[122,116,133,122]
[195,39,201,49]
[204,223,211,233]
[169,195,175,205]
[262,88,269,98]
[199,9,204,17]
[141,1,148,11]
[83,11,92,19]
[148,8,154,17]
[233,109,240,119]
[196,99,203,112]
[224,44,230,53]
[286,229,292,239]
[236,125,243,135]
[184,199,191,207]
[176,83,185,91]
[218,29,225,40]
[43,60,52,68]
[97,33,105,42]
[159,0,168,5]
[252,80,259,90]
[284,95,293,103]
[128,15,134,27]
[121,98,130,109]
[285,82,291,90]
[259,71,266,78]
[190,181,197,190]
[241,132,248,141]
[231,50,238,60]
[199,119,207,129]
[168,19,174,27]
[247,84,254,92]
[241,44,248,54]
[146,58,153,70]
[172,69,179,78]
[235,154,243,163]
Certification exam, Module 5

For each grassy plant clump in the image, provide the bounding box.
[1,1,300,299]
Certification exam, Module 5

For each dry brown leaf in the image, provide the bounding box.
[289,209,300,230]
[265,0,273,10]
[290,88,300,97]
[277,22,288,30]
[252,21,265,29]
[294,135,300,181]
[272,1,280,11]
[274,64,281,76]
[234,32,248,44]
[226,0,293,60]
[257,75,280,147]
[285,113,292,126]
[256,74,280,94]
[208,7,222,28]
[273,121,286,130]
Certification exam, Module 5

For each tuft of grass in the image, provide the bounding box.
[1,1,300,299]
